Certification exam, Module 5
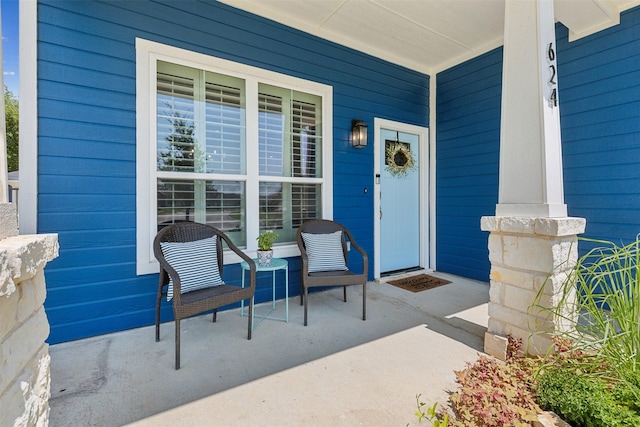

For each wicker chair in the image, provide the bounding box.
[153,222,256,369]
[296,219,368,326]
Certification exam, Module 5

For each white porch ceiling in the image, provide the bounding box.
[219,0,640,75]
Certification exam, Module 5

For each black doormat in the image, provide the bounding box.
[386,274,451,293]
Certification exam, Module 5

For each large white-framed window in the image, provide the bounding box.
[136,39,333,275]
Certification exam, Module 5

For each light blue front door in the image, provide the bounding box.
[380,128,420,273]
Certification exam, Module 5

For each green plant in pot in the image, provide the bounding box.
[257,230,279,266]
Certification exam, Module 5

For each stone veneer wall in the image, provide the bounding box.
[0,203,59,427]
[481,216,586,358]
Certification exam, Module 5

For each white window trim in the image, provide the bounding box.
[136,38,333,275]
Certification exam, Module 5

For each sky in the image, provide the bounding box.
[2,0,19,97]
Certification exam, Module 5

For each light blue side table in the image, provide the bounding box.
[240,258,289,330]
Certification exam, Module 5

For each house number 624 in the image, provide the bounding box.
[547,43,558,107]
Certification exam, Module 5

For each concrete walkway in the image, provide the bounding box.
[48,272,489,426]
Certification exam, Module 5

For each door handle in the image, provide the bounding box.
[380,209,383,220]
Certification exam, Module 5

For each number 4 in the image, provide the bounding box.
[550,88,558,106]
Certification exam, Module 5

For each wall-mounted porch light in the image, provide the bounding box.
[351,119,368,148]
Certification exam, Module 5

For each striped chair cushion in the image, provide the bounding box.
[302,230,348,273]
[160,236,224,301]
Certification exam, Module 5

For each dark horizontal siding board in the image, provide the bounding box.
[39,212,135,232]
[46,267,144,294]
[561,102,640,129]
[436,47,502,282]
[38,0,428,343]
[40,156,133,178]
[48,309,155,344]
[562,193,640,209]
[563,149,640,169]
[46,229,135,252]
[437,78,502,111]
[48,246,136,269]
[39,81,136,109]
[336,97,428,122]
[558,6,640,250]
[438,110,503,136]
[561,133,639,154]
[437,133,501,154]
[561,88,640,119]
[564,177,640,195]
[560,65,640,102]
[39,176,135,195]
[39,194,135,213]
[46,290,154,324]
[560,117,639,141]
[38,61,135,96]
[564,165,640,182]
[39,137,135,161]
[39,118,134,143]
[39,39,134,77]
[39,99,135,128]
[563,207,640,225]
[440,247,489,261]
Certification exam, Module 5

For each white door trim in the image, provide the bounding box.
[373,118,430,279]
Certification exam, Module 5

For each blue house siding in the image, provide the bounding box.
[435,48,503,282]
[557,7,640,249]
[37,0,429,343]
[435,6,640,282]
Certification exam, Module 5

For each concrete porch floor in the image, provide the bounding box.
[48,272,489,426]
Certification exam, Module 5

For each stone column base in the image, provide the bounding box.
[481,216,585,359]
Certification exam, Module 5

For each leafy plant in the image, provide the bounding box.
[416,233,640,427]
[415,397,449,426]
[536,367,640,427]
[535,236,640,402]
[256,230,279,250]
[416,336,543,426]
[5,86,18,171]
[447,355,540,426]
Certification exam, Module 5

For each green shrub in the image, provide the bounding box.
[536,368,640,427]
[536,236,640,402]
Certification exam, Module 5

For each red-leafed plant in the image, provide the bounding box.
[416,336,542,426]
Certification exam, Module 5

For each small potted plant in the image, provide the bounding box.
[256,230,279,266]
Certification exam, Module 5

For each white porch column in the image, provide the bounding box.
[497,0,565,218]
[482,0,586,359]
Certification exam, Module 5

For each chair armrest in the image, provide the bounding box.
[342,228,369,275]
[217,232,257,291]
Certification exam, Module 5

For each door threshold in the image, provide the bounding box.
[380,266,422,277]
[376,267,432,283]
